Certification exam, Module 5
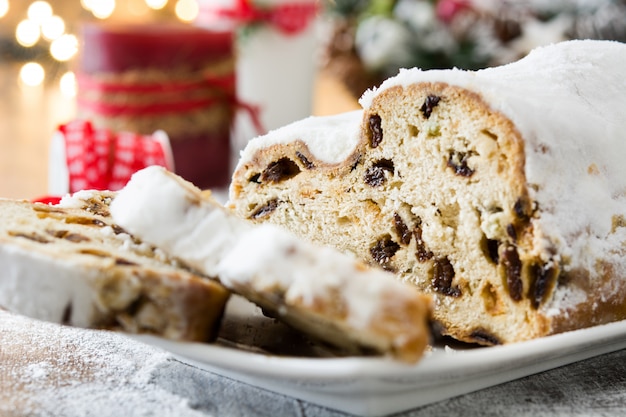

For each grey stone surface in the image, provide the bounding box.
[3,309,626,417]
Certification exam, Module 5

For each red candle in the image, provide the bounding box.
[77,22,236,189]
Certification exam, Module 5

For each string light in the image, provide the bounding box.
[0,0,9,19]
[59,71,77,97]
[19,62,45,86]
[26,1,52,25]
[90,0,115,19]
[15,19,40,47]
[175,0,198,22]
[50,34,78,61]
[41,15,65,41]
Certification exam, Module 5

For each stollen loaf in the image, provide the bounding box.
[0,191,229,342]
[228,40,626,345]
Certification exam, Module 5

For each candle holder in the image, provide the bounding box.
[76,22,236,189]
[196,0,321,160]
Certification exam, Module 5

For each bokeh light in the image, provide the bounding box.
[145,0,168,10]
[50,34,78,61]
[59,71,77,97]
[20,62,45,86]
[90,0,115,19]
[175,0,198,22]
[16,19,40,47]
[41,15,65,41]
[0,0,9,19]
[27,1,53,25]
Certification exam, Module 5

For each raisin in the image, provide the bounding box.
[432,256,461,297]
[261,158,301,183]
[8,231,50,244]
[370,237,400,266]
[46,229,91,243]
[447,151,474,177]
[295,151,314,169]
[111,224,127,235]
[364,159,394,187]
[85,202,110,217]
[469,329,501,345]
[115,257,137,266]
[501,245,523,301]
[414,224,433,262]
[250,199,279,219]
[64,233,91,243]
[420,95,441,119]
[393,213,412,246]
[528,262,557,309]
[368,115,383,148]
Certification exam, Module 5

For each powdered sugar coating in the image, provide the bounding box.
[236,110,363,167]
[360,40,626,282]
[0,244,99,327]
[111,166,251,277]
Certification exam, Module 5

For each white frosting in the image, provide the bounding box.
[236,110,363,168]
[110,166,251,277]
[58,189,102,208]
[0,243,99,327]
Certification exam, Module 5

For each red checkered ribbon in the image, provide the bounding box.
[198,0,320,35]
[60,120,172,193]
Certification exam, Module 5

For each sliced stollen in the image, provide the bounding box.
[0,192,229,342]
[110,166,432,363]
[227,40,626,345]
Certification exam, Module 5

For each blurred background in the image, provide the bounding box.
[1,0,625,199]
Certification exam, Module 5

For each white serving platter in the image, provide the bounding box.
[133,296,626,417]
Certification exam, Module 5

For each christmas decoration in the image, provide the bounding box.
[196,0,321,160]
[322,0,626,97]
[47,119,173,199]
